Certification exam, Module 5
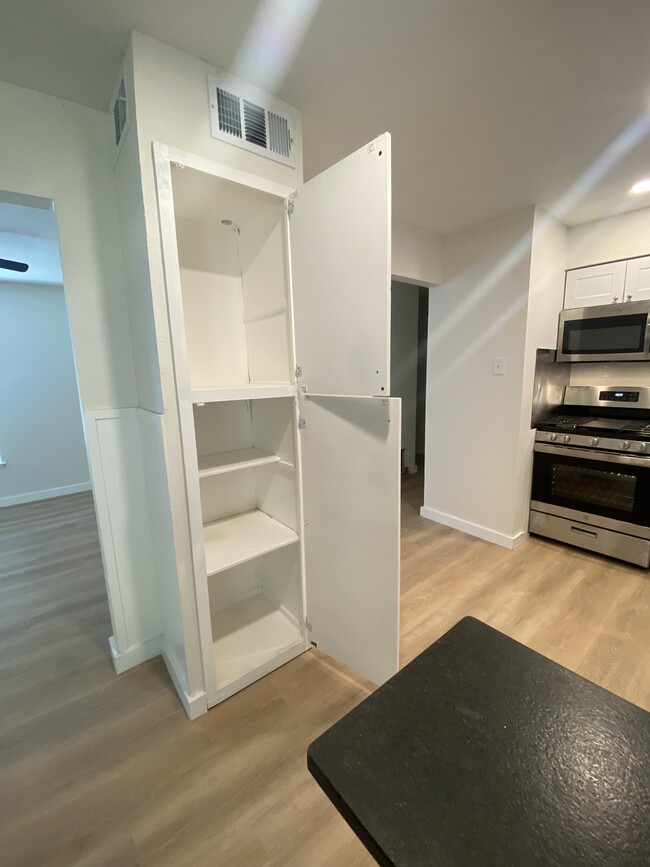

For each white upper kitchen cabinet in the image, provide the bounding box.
[564,255,650,309]
[624,255,650,302]
[564,261,627,309]
[154,134,400,714]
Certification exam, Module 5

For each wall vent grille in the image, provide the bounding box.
[268,112,291,158]
[216,87,242,138]
[208,74,297,168]
[243,100,267,148]
[113,79,127,147]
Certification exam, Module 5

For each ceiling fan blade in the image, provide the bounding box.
[0,258,29,273]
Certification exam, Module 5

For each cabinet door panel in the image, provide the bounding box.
[300,395,400,685]
[290,133,391,396]
[624,255,650,302]
[564,261,626,309]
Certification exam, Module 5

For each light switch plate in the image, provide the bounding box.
[493,357,505,376]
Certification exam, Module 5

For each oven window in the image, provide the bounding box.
[551,464,636,512]
[562,313,646,355]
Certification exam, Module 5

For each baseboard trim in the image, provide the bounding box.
[512,530,529,550]
[1,481,92,508]
[420,506,522,550]
[162,648,208,720]
[108,634,162,674]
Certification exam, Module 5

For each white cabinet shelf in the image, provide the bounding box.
[198,448,281,479]
[211,593,304,689]
[203,509,298,576]
[192,383,295,403]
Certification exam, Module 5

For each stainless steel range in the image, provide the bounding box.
[530,385,650,567]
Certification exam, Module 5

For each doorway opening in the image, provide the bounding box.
[0,190,91,508]
[390,281,429,506]
[0,190,110,666]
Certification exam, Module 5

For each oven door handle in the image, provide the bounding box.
[534,443,650,468]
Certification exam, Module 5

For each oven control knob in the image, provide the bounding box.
[563,435,571,443]
[591,437,600,446]
[622,441,631,450]
[550,433,558,441]
[640,443,648,453]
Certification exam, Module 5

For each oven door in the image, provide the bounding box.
[531,443,650,533]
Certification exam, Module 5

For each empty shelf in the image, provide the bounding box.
[211,593,304,688]
[198,448,281,478]
[192,383,295,403]
[203,510,299,576]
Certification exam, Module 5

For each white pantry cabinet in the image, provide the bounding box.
[154,135,400,709]
[564,255,650,309]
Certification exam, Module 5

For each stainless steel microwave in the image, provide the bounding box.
[557,300,650,362]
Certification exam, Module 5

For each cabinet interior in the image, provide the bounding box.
[192,374,303,696]
[207,546,303,690]
[171,164,293,392]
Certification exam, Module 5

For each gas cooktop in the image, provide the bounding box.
[534,386,650,453]
[537,415,650,438]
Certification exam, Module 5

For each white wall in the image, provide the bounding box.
[391,282,420,470]
[0,80,164,676]
[566,206,650,268]
[392,218,443,286]
[513,209,567,536]
[422,208,536,546]
[0,281,90,506]
[0,81,136,409]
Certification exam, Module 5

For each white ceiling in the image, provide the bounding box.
[2,0,650,234]
[0,199,63,285]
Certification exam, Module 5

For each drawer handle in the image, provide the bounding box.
[571,526,597,538]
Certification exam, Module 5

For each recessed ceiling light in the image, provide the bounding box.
[629,178,650,195]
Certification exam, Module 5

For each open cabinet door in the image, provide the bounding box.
[290,133,391,397]
[300,394,400,685]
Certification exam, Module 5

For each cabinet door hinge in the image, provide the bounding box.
[287,199,295,217]
[298,417,306,429]
[295,365,302,378]
[305,618,313,631]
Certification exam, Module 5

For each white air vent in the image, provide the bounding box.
[208,73,297,168]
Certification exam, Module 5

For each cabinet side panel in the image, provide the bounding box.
[240,206,289,320]
[260,545,302,628]
[251,397,296,464]
[245,314,292,383]
[255,462,298,531]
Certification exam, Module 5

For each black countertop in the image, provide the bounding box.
[307,617,650,867]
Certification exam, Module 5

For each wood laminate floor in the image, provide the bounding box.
[1,478,648,866]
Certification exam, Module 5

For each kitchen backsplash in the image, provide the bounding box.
[568,361,650,386]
